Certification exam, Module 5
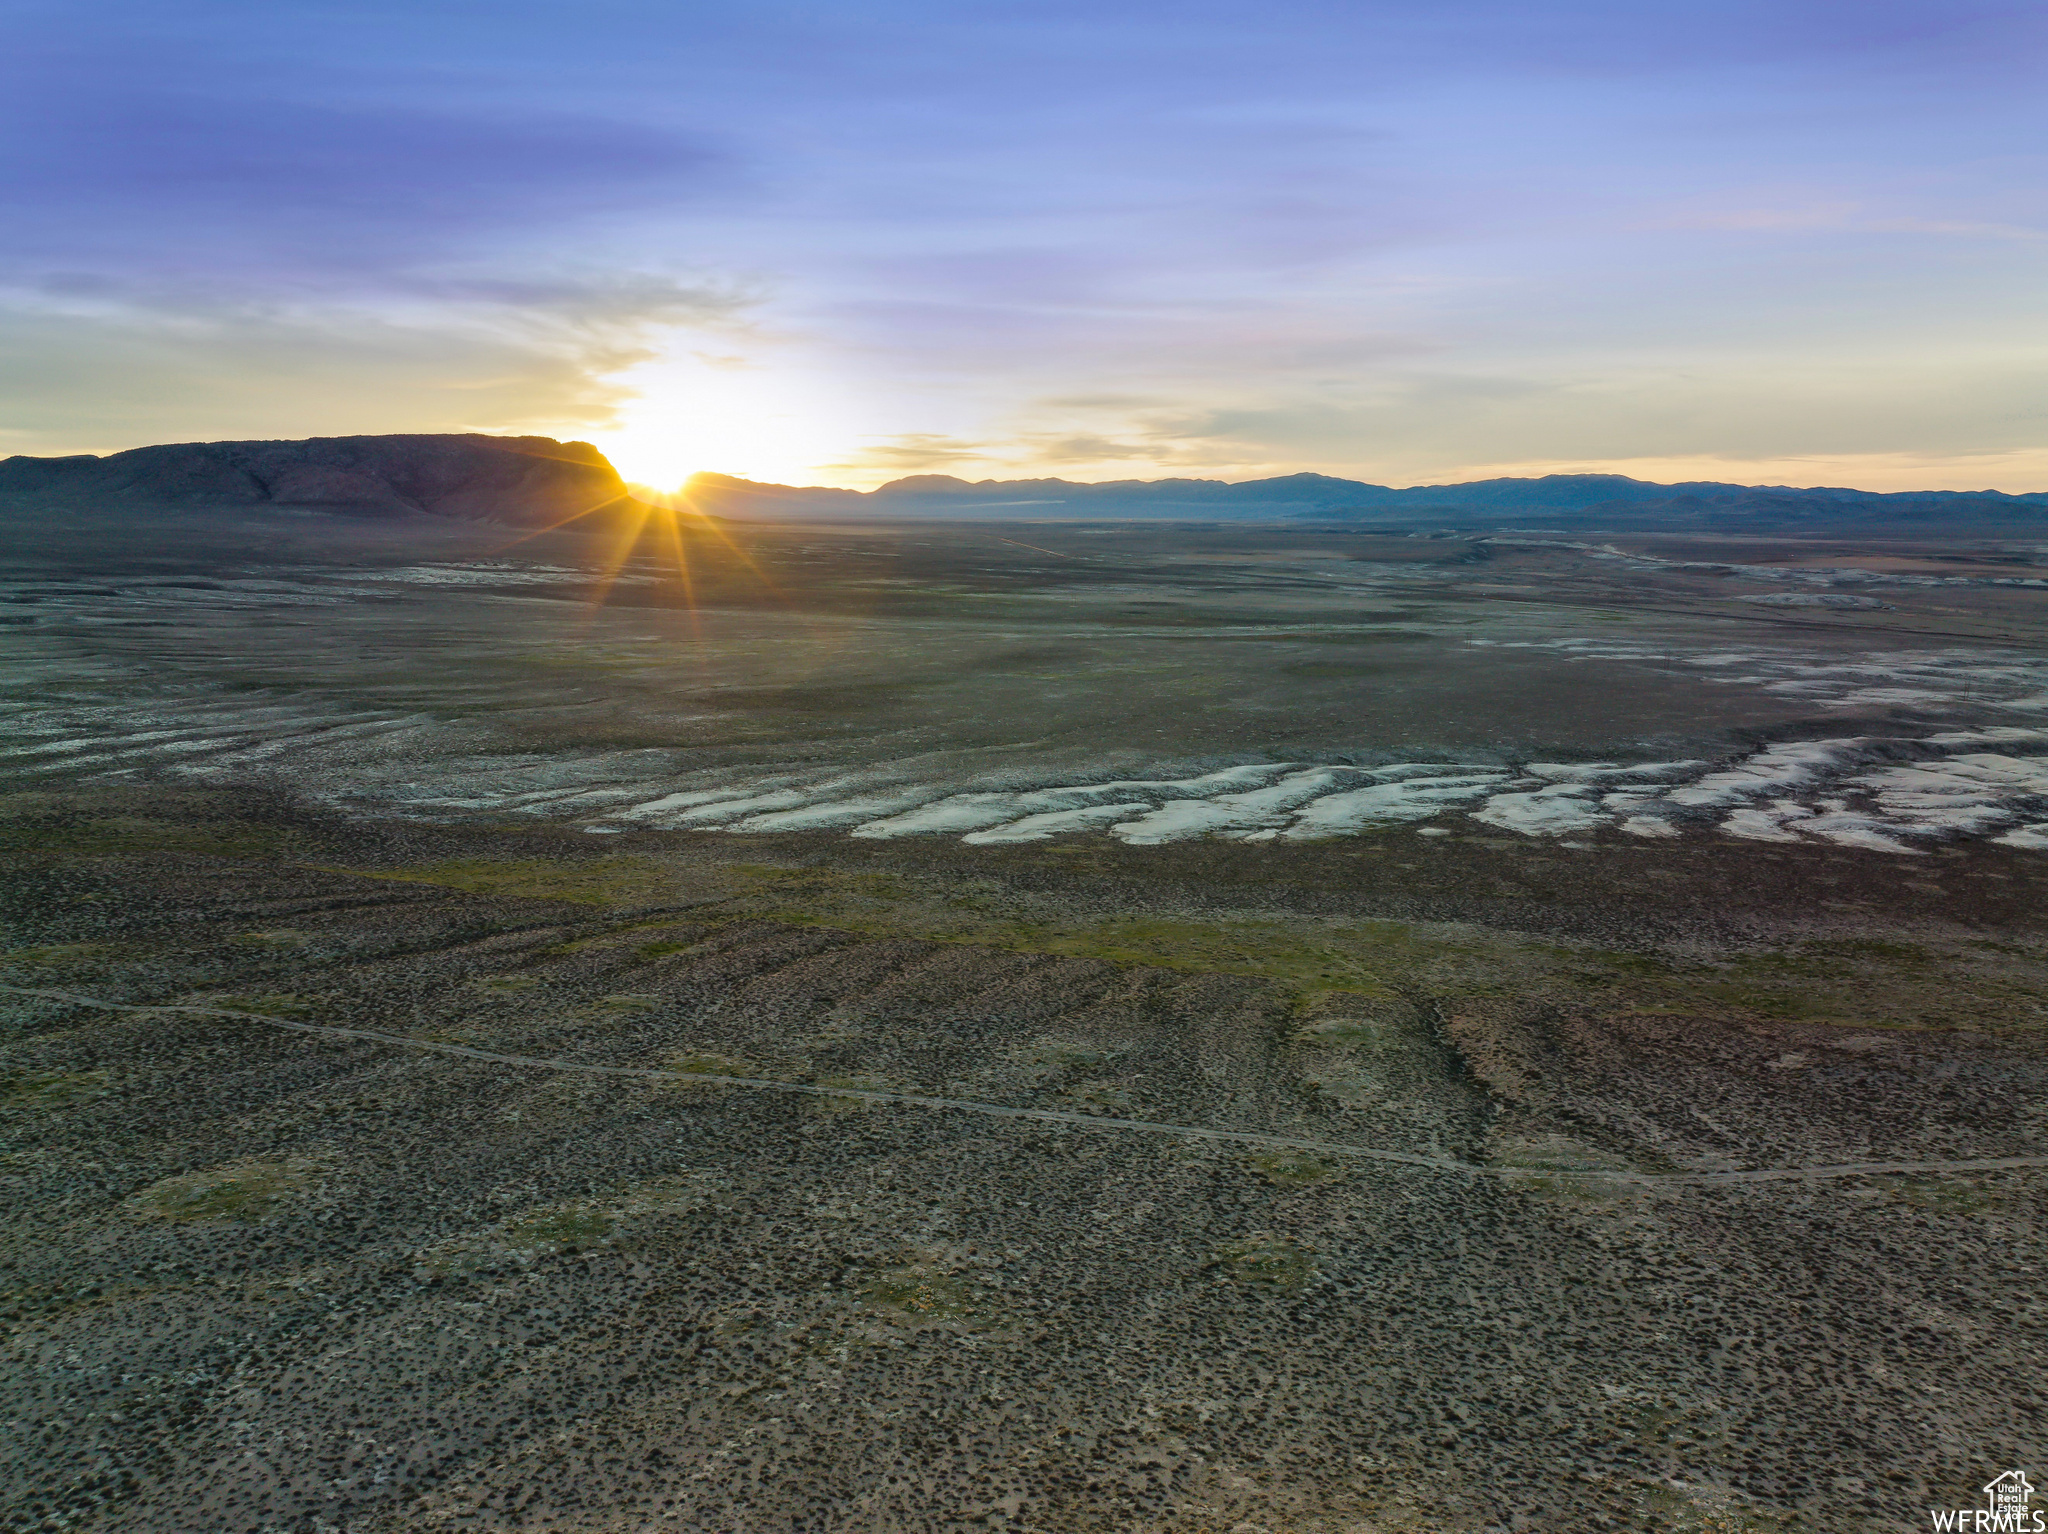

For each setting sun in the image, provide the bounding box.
[584,349,859,492]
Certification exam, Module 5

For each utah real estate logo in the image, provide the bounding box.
[1931,1470,2041,1532]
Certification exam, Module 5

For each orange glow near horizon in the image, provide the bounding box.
[584,347,865,492]
[484,481,784,628]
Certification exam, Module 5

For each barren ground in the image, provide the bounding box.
[4,509,2046,1532]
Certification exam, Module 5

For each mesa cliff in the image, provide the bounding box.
[0,434,637,526]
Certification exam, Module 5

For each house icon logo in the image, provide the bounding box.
[1931,1469,2042,1532]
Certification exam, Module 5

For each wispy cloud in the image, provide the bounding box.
[1666,199,2048,241]
[0,270,760,454]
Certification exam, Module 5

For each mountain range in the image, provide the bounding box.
[2,435,2042,529]
[683,469,2048,526]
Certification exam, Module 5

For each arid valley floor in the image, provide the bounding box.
[4,507,2047,1532]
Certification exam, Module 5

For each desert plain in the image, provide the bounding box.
[4,500,2047,1532]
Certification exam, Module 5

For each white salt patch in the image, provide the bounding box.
[1924,727,2048,746]
[1794,814,1925,854]
[1415,826,1452,837]
[1619,816,1679,838]
[652,789,820,825]
[1361,762,1501,781]
[515,788,658,813]
[612,788,763,820]
[731,790,943,833]
[1717,799,1926,854]
[1099,763,1297,795]
[1,727,235,758]
[507,784,645,807]
[1862,753,2048,797]
[1820,688,1955,707]
[653,772,914,825]
[1994,823,2048,849]
[1470,785,1609,836]
[1109,767,1351,844]
[851,793,1039,838]
[1664,740,1862,808]
[1281,773,1505,839]
[1109,800,1247,844]
[1525,760,1705,782]
[962,802,1153,844]
[850,767,1295,839]
[1738,592,1887,609]
[1842,753,2048,839]
[1721,806,1811,843]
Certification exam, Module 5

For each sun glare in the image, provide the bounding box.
[585,350,859,492]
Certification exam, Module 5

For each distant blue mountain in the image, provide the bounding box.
[3,438,2039,526]
[684,468,2047,520]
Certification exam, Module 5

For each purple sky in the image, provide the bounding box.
[3,0,2044,489]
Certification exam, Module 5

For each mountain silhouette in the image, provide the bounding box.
[4,436,2041,528]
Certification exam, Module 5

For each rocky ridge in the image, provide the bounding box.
[0,434,637,525]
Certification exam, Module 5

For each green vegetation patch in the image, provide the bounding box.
[1491,1135,1646,1203]
[666,1051,756,1078]
[1293,1006,1407,1048]
[1551,935,2040,1038]
[231,929,309,949]
[742,890,1419,1005]
[324,855,2032,1045]
[1247,1149,1342,1187]
[315,855,697,907]
[0,814,290,860]
[471,974,541,994]
[0,1068,112,1109]
[1059,1081,1137,1115]
[414,1176,717,1279]
[1279,661,1393,678]
[1871,1175,2000,1215]
[1020,1040,1125,1073]
[1302,1068,1383,1110]
[132,1156,323,1223]
[635,939,702,960]
[502,1206,615,1250]
[857,1261,996,1327]
[415,1206,613,1279]
[1618,1479,1807,1533]
[0,1277,160,1332]
[318,857,1501,1012]
[1209,1234,1319,1292]
[0,942,132,967]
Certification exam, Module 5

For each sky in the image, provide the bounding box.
[2,0,2044,493]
